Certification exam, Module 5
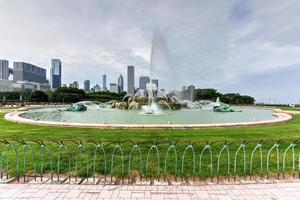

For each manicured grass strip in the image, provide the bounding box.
[0,112,300,179]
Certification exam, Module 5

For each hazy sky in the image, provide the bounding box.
[0,0,299,104]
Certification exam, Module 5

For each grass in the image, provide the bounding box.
[1,112,300,142]
[0,112,300,180]
[281,108,300,112]
[0,106,21,110]
[270,105,300,112]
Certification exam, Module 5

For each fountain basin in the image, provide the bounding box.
[4,107,292,129]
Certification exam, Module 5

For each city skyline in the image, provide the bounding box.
[0,1,300,103]
[2,58,165,94]
[0,58,292,104]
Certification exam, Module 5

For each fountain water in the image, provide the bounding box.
[137,31,174,115]
[139,83,163,115]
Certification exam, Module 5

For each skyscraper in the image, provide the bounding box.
[50,59,62,89]
[187,85,195,101]
[93,84,101,92]
[118,74,124,93]
[151,79,159,90]
[139,76,150,89]
[84,80,90,91]
[102,74,107,91]
[13,62,47,83]
[127,66,134,95]
[0,60,9,80]
[110,83,119,93]
[70,81,79,89]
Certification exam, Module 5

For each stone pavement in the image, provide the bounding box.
[1,181,300,200]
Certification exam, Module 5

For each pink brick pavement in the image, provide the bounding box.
[0,181,300,199]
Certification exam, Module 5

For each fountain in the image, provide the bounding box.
[140,83,163,115]
[63,102,87,112]
[10,31,282,127]
[113,31,184,113]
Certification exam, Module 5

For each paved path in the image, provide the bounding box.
[1,181,300,200]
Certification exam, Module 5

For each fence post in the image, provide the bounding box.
[111,144,124,182]
[7,142,19,182]
[234,144,246,181]
[75,143,84,182]
[128,144,143,180]
[164,144,177,181]
[146,145,160,181]
[199,144,213,181]
[250,143,263,180]
[181,144,195,181]
[217,143,230,182]
[56,141,72,182]
[0,140,19,181]
[283,143,296,179]
[266,143,279,180]
[20,141,36,182]
[40,142,52,181]
[93,143,107,182]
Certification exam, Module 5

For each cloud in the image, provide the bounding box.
[0,0,299,103]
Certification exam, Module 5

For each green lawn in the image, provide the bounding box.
[0,112,300,180]
[1,112,300,142]
[0,106,21,110]
[274,105,300,112]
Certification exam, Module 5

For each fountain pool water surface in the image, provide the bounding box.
[20,106,276,125]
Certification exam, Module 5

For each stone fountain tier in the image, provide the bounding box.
[111,96,184,110]
[63,103,87,112]
[213,102,241,112]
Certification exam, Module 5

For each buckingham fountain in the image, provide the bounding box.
[12,32,281,127]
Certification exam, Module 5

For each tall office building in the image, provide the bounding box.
[151,79,159,90]
[13,62,47,83]
[70,81,79,89]
[127,66,135,95]
[0,60,9,80]
[0,79,13,92]
[187,85,195,101]
[50,59,62,89]
[93,84,101,92]
[84,80,90,91]
[102,74,107,91]
[118,74,124,93]
[110,83,119,93]
[139,76,150,89]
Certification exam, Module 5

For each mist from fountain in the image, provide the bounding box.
[106,31,186,113]
[138,31,172,115]
[138,82,164,115]
[158,100,172,110]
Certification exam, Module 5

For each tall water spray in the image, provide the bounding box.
[140,31,167,114]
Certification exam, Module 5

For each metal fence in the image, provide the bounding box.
[0,139,299,184]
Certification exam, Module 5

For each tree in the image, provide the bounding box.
[49,87,86,103]
[192,88,255,105]
[0,91,31,102]
[220,93,255,105]
[29,91,48,102]
[194,88,221,101]
[86,91,125,102]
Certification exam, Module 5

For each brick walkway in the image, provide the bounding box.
[1,181,300,200]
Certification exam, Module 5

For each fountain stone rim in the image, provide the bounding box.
[4,109,293,129]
